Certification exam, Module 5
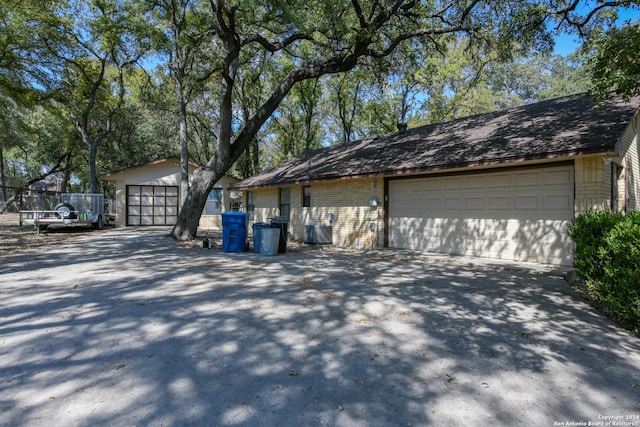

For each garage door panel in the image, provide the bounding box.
[403,180,427,191]
[389,166,574,265]
[544,169,572,185]
[488,174,511,188]
[514,171,540,187]
[488,196,511,210]
[425,198,442,210]
[444,177,463,190]
[544,195,573,212]
[465,197,485,210]
[514,195,540,210]
[407,198,424,211]
[443,198,463,210]
[465,176,487,189]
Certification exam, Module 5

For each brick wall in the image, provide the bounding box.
[250,177,385,249]
[251,187,281,223]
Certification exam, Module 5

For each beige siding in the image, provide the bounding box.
[574,156,612,215]
[251,187,281,224]
[618,111,640,210]
[251,178,385,249]
[573,108,640,215]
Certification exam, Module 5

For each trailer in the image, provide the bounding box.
[20,193,107,233]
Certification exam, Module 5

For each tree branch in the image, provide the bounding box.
[242,32,313,52]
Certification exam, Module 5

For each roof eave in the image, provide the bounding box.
[232,147,616,190]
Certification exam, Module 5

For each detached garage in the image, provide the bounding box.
[233,93,640,266]
[102,157,239,229]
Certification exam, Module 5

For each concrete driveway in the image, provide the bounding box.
[1,227,639,426]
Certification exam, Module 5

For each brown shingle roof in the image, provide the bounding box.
[234,93,640,189]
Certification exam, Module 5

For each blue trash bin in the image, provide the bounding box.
[252,222,270,253]
[222,212,249,252]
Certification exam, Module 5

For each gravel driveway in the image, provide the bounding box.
[1,227,639,426]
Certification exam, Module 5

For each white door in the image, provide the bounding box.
[388,165,574,265]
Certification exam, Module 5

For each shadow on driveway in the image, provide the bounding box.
[1,228,639,426]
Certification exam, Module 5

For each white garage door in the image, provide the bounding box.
[388,165,574,265]
[126,185,179,226]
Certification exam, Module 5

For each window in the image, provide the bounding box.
[303,186,311,207]
[247,191,255,213]
[279,187,290,218]
[205,188,222,215]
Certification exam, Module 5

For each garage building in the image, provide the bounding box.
[233,93,640,266]
[102,157,239,230]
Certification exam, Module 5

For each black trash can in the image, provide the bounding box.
[269,217,288,253]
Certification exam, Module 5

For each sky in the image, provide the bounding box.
[553,6,640,56]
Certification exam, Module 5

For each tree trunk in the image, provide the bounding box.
[61,167,71,193]
[82,132,100,193]
[251,138,259,176]
[170,166,219,240]
[177,82,190,206]
[59,152,72,193]
[77,120,101,193]
[0,145,6,202]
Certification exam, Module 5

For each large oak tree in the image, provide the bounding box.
[170,0,632,241]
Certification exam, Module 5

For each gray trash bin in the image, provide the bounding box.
[260,228,280,256]
[252,222,270,253]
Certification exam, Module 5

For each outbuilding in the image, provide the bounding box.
[101,157,240,229]
[233,93,640,266]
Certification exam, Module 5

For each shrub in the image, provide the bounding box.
[568,211,622,280]
[568,210,640,331]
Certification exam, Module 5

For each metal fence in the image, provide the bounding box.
[1,187,115,216]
